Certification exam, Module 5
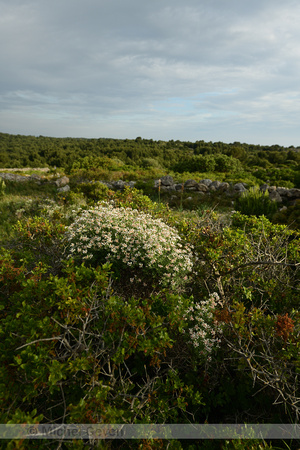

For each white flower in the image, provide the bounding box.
[183,293,224,358]
[64,204,194,289]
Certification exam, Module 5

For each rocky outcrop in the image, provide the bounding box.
[153,176,300,204]
[0,171,137,193]
[100,180,136,190]
[52,177,136,193]
[0,172,69,191]
[1,170,299,204]
[0,168,50,172]
[233,182,247,193]
[57,185,71,193]
[55,176,69,187]
[0,172,43,183]
[160,175,174,186]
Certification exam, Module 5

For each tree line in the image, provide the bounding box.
[0,132,300,187]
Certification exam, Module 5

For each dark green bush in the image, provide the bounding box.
[173,154,243,174]
[0,179,5,197]
[0,255,206,442]
[141,157,162,169]
[273,200,300,229]
[234,186,278,218]
[74,180,110,202]
[7,216,66,274]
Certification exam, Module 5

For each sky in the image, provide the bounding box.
[1,0,300,146]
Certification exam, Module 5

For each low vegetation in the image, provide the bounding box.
[0,132,300,188]
[0,133,299,449]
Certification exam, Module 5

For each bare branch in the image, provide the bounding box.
[16,336,63,350]
[221,260,299,277]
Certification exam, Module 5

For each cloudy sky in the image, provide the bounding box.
[1,0,300,146]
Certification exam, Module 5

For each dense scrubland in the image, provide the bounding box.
[1,132,300,188]
[0,133,299,449]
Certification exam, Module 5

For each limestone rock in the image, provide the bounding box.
[161,185,176,192]
[112,180,126,190]
[196,183,209,193]
[29,174,43,184]
[57,185,70,193]
[55,176,69,187]
[200,179,212,187]
[160,175,174,186]
[0,172,30,182]
[184,179,198,189]
[111,180,136,190]
[286,188,300,199]
[210,180,221,190]
[277,187,289,196]
[218,182,230,192]
[233,183,247,193]
[269,190,282,202]
[268,186,277,192]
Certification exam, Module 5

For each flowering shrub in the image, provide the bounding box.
[183,292,224,360]
[64,203,194,289]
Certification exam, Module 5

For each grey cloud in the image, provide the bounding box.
[1,0,300,144]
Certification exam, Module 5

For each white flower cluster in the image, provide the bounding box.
[183,292,223,360]
[64,204,194,288]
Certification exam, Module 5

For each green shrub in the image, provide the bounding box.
[173,154,243,174]
[0,197,44,242]
[2,179,57,197]
[221,300,300,423]
[64,203,194,290]
[0,179,5,197]
[10,216,66,274]
[108,186,168,214]
[0,256,204,445]
[141,157,162,169]
[71,155,125,172]
[74,180,110,202]
[273,200,300,229]
[234,186,277,217]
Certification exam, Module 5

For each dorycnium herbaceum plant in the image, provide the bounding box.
[182,292,224,362]
[64,203,194,289]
